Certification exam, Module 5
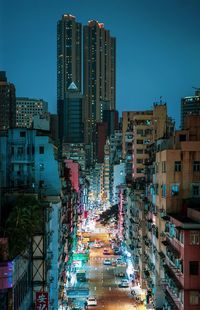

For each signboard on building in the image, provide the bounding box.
[36,292,48,310]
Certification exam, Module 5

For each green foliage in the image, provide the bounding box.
[5,195,43,259]
[99,204,118,226]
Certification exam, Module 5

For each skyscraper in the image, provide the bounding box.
[0,71,16,130]
[83,20,116,157]
[57,14,83,149]
[57,14,82,98]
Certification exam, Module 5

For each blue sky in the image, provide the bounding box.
[1,0,200,128]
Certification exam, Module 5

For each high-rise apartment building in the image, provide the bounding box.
[0,71,16,130]
[181,90,200,129]
[57,14,83,155]
[57,14,82,98]
[83,20,116,159]
[16,97,48,128]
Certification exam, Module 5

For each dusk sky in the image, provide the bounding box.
[1,0,200,128]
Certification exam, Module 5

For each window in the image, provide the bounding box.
[190,231,199,245]
[137,129,143,135]
[137,159,143,164]
[189,291,199,305]
[17,147,24,156]
[155,162,159,173]
[193,161,200,172]
[179,134,186,142]
[39,180,44,188]
[136,140,143,144]
[162,184,166,198]
[175,161,181,172]
[192,185,200,196]
[162,161,166,173]
[39,146,44,154]
[189,261,199,275]
[171,184,179,196]
[136,149,143,154]
[20,131,26,137]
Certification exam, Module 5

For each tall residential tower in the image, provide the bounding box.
[83,20,116,163]
[57,14,83,147]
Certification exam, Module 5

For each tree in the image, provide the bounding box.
[5,195,43,259]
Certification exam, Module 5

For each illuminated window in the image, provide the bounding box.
[190,231,199,245]
[171,184,179,196]
[189,291,199,305]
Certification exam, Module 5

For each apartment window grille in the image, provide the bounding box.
[193,161,200,172]
[190,231,199,245]
[189,261,199,275]
[189,291,199,305]
[174,161,181,172]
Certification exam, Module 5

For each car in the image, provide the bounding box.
[103,259,111,265]
[118,279,129,288]
[86,297,97,306]
[111,260,117,266]
[103,248,110,255]
[93,243,102,248]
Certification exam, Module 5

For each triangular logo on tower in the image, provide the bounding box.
[68,82,78,90]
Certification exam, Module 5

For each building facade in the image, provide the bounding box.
[16,97,48,129]
[0,71,16,130]
[181,90,200,129]
[83,20,116,164]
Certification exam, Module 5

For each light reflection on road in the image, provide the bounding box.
[87,223,146,310]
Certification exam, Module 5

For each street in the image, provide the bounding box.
[85,224,146,310]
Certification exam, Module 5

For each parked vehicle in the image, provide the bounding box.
[86,297,97,306]
[118,279,129,288]
[103,259,111,265]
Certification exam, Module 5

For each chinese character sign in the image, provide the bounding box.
[36,292,48,310]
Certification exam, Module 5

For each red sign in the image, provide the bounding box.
[36,292,48,310]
